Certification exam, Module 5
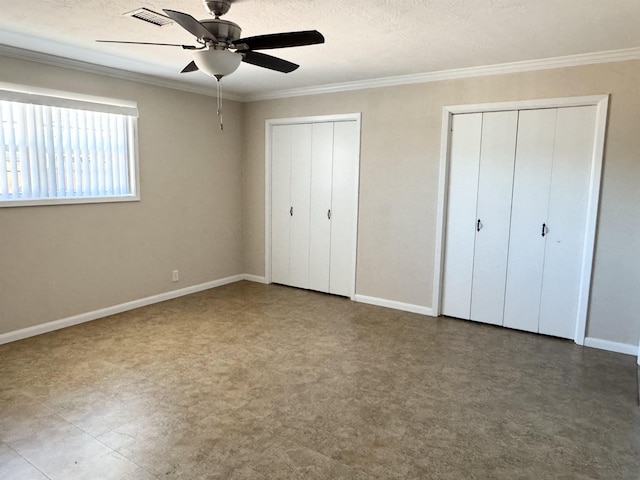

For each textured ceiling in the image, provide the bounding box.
[0,0,639,98]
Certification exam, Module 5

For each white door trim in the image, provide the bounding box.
[433,95,609,345]
[265,113,362,300]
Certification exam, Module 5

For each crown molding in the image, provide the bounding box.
[2,43,639,104]
[0,44,244,102]
[245,47,640,102]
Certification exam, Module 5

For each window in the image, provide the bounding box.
[0,83,139,207]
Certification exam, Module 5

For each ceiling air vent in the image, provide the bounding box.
[124,8,173,27]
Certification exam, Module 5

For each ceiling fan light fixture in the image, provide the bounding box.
[193,47,242,78]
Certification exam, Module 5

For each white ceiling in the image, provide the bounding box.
[0,0,639,99]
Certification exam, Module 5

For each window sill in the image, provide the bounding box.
[0,194,141,208]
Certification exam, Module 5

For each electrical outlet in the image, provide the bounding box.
[172,270,179,282]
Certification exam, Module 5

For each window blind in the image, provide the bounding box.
[0,85,138,205]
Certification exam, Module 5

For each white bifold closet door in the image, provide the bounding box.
[440,113,482,320]
[537,106,596,338]
[440,111,519,325]
[328,121,359,297]
[271,123,313,289]
[309,123,334,292]
[442,105,597,339]
[470,111,518,325]
[502,109,557,333]
[271,120,359,297]
[503,106,596,338]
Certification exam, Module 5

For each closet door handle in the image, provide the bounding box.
[290,206,293,217]
[541,223,546,237]
[327,209,331,220]
[477,219,482,232]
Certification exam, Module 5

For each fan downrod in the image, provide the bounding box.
[202,0,232,18]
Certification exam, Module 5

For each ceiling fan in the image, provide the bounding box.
[97,0,325,80]
[98,0,324,129]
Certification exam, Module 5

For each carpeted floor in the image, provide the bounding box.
[1,281,638,479]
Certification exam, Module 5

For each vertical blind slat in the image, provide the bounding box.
[61,108,74,196]
[114,117,122,195]
[23,104,39,198]
[69,110,82,196]
[43,106,57,197]
[95,112,105,195]
[86,112,98,196]
[14,105,31,198]
[78,110,90,197]
[0,102,9,197]
[34,107,48,197]
[106,114,114,195]
[117,117,127,194]
[109,115,119,195]
[52,108,65,196]
[101,113,113,195]
[126,118,135,194]
[6,104,20,199]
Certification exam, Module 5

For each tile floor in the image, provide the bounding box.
[0,281,638,479]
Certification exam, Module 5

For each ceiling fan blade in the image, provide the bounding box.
[234,30,324,51]
[163,9,217,42]
[181,61,199,73]
[96,40,197,49]
[242,51,299,73]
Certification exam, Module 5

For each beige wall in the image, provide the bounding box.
[0,56,244,335]
[243,60,640,346]
[1,55,637,348]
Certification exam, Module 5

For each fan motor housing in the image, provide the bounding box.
[200,19,242,44]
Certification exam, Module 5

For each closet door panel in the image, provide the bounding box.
[539,106,596,338]
[503,109,557,333]
[329,120,359,297]
[288,123,313,289]
[470,111,518,325]
[309,122,334,293]
[441,113,483,319]
[271,125,292,286]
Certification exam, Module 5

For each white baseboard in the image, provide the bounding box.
[0,274,245,346]
[354,294,434,317]
[584,337,638,356]
[242,274,268,284]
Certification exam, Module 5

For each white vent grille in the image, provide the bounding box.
[124,8,173,27]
